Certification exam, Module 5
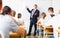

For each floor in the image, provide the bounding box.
[26,35,54,38]
[20,34,54,38]
[26,36,38,38]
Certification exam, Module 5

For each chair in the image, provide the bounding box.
[18,23,26,38]
[10,28,26,38]
[9,24,26,38]
[44,26,53,35]
[17,27,26,38]
[57,27,60,38]
[44,26,53,38]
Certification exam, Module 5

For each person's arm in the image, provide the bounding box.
[26,8,32,13]
[11,17,18,25]
[37,20,42,26]
[34,10,40,17]
[10,19,18,32]
[10,18,25,34]
[26,6,33,13]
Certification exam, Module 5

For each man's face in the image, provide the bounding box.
[48,10,53,14]
[48,10,51,13]
[41,14,45,18]
[34,5,37,9]
[18,15,21,18]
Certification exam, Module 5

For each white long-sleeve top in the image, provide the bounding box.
[0,15,18,38]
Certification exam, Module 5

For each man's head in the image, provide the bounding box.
[33,4,38,9]
[18,13,22,19]
[48,7,54,14]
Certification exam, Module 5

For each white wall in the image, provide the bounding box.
[2,0,52,33]
[53,0,60,14]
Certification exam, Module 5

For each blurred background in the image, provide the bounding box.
[0,0,60,33]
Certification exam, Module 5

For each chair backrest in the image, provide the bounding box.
[0,31,4,38]
[45,26,53,35]
[58,27,60,38]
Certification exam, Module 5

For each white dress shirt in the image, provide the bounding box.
[0,15,18,38]
[16,18,25,28]
[31,9,36,18]
[16,18,24,25]
[38,18,45,26]
[47,14,60,38]
[44,14,53,26]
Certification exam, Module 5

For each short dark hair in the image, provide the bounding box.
[48,7,54,12]
[18,13,22,18]
[2,6,11,15]
[18,13,21,16]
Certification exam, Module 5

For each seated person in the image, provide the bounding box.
[17,13,24,27]
[0,6,23,38]
[17,13,26,38]
[49,16,60,38]
[36,12,46,36]
[44,7,55,26]
[10,10,18,25]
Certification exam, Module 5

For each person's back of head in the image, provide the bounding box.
[2,6,11,15]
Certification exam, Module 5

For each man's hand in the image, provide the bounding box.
[34,13,37,15]
[25,6,28,9]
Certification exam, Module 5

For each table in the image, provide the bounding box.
[43,26,53,35]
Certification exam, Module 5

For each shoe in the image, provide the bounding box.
[27,34,30,36]
[33,34,36,36]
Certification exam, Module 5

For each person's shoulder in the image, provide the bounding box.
[5,15,13,21]
[36,9,40,12]
[5,15,11,18]
[0,14,4,19]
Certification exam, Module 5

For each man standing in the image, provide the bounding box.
[26,4,40,36]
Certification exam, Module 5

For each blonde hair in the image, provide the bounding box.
[41,12,46,19]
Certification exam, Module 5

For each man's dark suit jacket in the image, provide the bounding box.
[27,8,40,23]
